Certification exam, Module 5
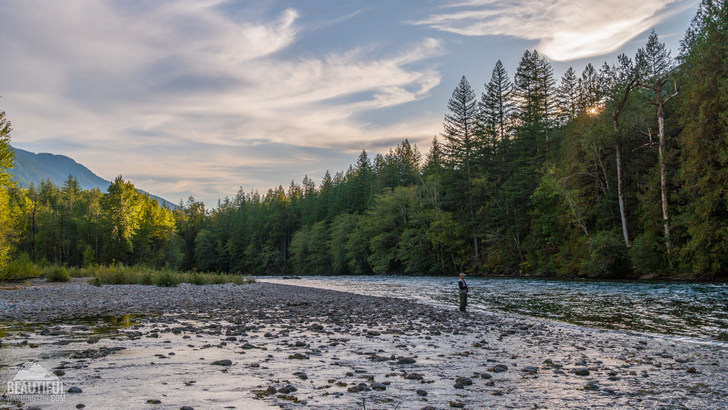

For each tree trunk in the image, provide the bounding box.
[611,73,638,249]
[657,102,671,253]
[614,134,630,247]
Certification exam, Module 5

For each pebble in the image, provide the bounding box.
[490,364,508,373]
[67,386,83,393]
[1,280,725,409]
[293,371,308,380]
[574,368,590,376]
[212,359,232,366]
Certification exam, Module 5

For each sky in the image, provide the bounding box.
[0,0,699,207]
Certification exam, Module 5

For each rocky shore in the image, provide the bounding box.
[1,279,726,409]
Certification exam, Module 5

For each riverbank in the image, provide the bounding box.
[1,280,726,409]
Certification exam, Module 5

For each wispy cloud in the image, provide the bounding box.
[413,0,691,61]
[0,0,444,204]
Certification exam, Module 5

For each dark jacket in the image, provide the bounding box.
[458,279,469,295]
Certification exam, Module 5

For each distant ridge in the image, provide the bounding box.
[9,147,177,209]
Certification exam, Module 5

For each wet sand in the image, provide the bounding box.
[1,280,727,409]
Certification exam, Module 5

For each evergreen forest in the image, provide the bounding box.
[1,1,726,280]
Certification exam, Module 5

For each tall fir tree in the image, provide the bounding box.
[637,30,678,254]
[442,76,481,268]
[479,60,514,145]
[556,67,579,124]
[676,0,728,277]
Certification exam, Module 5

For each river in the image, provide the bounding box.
[260,275,728,343]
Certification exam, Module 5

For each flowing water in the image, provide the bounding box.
[261,276,728,343]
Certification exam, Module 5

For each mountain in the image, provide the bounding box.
[9,147,177,209]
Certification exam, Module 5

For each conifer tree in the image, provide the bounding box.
[637,30,678,254]
[513,50,556,148]
[604,54,641,247]
[556,67,579,124]
[479,60,514,145]
[578,63,604,112]
[442,76,480,267]
[676,0,728,276]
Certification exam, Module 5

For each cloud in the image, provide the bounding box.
[0,0,444,205]
[413,0,690,61]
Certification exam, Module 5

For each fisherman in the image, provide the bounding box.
[458,273,470,312]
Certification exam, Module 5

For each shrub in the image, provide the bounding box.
[578,231,631,277]
[84,264,255,286]
[629,233,668,276]
[44,265,71,282]
[1,253,43,281]
[139,271,154,286]
[153,270,179,287]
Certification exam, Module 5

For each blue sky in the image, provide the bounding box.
[0,0,697,206]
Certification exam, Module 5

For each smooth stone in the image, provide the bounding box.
[416,389,428,396]
[490,364,508,373]
[574,368,590,376]
[293,371,308,380]
[277,384,297,394]
[212,359,232,366]
[67,386,83,393]
[455,377,473,386]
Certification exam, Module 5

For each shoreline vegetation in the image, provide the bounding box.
[1,2,727,282]
[0,256,255,286]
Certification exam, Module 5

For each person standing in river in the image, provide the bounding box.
[458,273,470,312]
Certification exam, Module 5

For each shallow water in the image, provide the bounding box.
[260,276,728,342]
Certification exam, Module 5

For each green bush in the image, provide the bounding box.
[139,271,154,286]
[83,264,255,286]
[44,265,71,282]
[629,233,668,276]
[578,231,631,277]
[153,270,179,287]
[1,253,43,281]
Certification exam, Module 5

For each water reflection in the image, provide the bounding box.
[261,276,728,342]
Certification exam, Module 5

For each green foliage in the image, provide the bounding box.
[82,244,96,267]
[290,221,331,275]
[0,253,42,280]
[578,231,631,277]
[675,0,728,278]
[629,233,668,276]
[44,265,71,282]
[153,270,179,287]
[86,264,254,286]
[3,6,726,279]
[0,111,14,271]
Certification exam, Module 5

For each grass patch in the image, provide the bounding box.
[87,264,255,287]
[1,258,255,287]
